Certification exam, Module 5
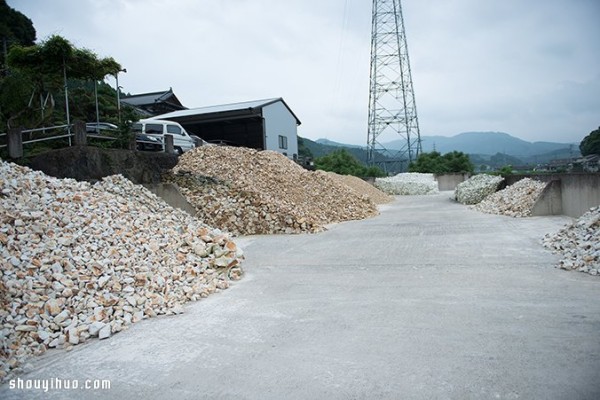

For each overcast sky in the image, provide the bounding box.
[8,0,600,145]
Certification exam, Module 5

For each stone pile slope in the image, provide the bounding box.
[455,174,504,205]
[170,147,378,235]
[323,172,393,205]
[374,173,439,196]
[0,161,243,381]
[473,178,547,217]
[543,206,600,275]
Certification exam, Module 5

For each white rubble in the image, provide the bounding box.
[374,173,439,196]
[543,206,600,275]
[473,178,548,217]
[455,174,504,205]
[0,160,244,381]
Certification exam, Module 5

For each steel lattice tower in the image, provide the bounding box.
[367,0,421,172]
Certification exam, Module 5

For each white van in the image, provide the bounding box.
[132,119,195,154]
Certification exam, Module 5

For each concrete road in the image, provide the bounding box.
[2,194,600,399]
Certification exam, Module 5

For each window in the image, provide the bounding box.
[145,124,163,134]
[278,135,288,149]
[131,123,143,133]
[167,125,182,135]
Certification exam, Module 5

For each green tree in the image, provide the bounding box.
[4,35,122,129]
[408,151,474,174]
[0,0,36,71]
[442,151,474,173]
[580,127,600,156]
[315,149,385,177]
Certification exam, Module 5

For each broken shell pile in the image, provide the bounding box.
[455,174,504,205]
[323,172,393,205]
[0,161,243,381]
[543,206,600,275]
[472,178,547,217]
[374,173,439,195]
[169,146,378,235]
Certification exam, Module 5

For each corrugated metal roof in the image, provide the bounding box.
[152,98,301,125]
[155,98,281,119]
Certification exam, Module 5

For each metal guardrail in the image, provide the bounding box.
[1,122,175,156]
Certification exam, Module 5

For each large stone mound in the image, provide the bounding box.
[543,206,600,275]
[323,172,393,205]
[374,173,439,195]
[0,161,243,381]
[473,178,547,217]
[455,174,504,205]
[169,147,378,235]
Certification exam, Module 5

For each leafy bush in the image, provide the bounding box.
[408,151,474,174]
[580,127,600,156]
[315,149,385,177]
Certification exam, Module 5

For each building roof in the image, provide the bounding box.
[121,88,187,116]
[154,97,301,125]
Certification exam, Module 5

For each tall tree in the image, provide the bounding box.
[4,35,122,128]
[580,127,600,156]
[0,0,36,71]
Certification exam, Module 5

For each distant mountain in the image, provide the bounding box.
[315,138,365,149]
[385,131,577,157]
[300,137,396,165]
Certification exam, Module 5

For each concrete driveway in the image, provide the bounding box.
[2,193,599,399]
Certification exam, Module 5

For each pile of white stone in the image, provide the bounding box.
[0,161,244,381]
[374,173,439,196]
[169,147,379,235]
[472,178,547,217]
[455,174,504,205]
[543,206,600,275]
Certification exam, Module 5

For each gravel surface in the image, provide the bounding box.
[543,205,600,275]
[473,178,547,217]
[0,161,243,382]
[170,146,379,235]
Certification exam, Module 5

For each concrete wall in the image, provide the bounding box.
[143,183,197,216]
[507,174,600,218]
[436,173,470,191]
[29,146,178,184]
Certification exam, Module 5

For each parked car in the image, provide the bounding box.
[132,119,195,154]
[136,133,163,152]
[86,121,162,152]
[86,122,118,134]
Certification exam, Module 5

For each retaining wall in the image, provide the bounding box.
[144,183,197,216]
[507,173,600,218]
[436,173,470,191]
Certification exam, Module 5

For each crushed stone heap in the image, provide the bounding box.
[543,206,600,276]
[374,173,439,196]
[455,174,504,205]
[170,147,379,235]
[0,161,243,381]
[324,172,393,205]
[472,178,547,217]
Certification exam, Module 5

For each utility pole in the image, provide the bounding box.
[367,0,421,172]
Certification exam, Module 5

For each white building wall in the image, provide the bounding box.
[262,101,299,159]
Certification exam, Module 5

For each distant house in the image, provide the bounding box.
[572,154,600,173]
[153,97,301,159]
[121,88,187,117]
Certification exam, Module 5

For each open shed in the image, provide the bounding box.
[153,97,301,159]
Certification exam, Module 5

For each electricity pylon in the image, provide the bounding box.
[367,0,422,173]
